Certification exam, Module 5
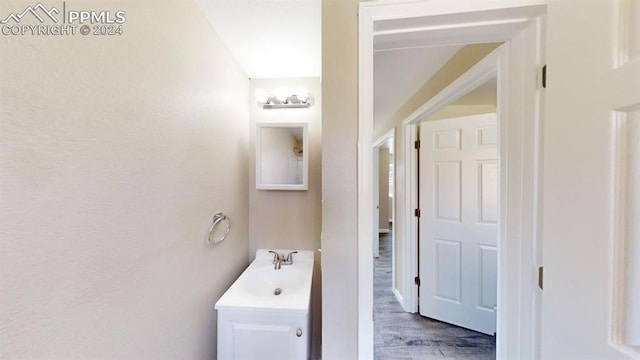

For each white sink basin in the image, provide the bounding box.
[215,249,314,311]
[243,265,306,297]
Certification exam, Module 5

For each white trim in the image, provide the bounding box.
[393,288,405,309]
[361,0,545,22]
[357,6,375,360]
[358,1,546,359]
[373,128,395,148]
[403,123,419,314]
[372,147,380,258]
[379,229,390,234]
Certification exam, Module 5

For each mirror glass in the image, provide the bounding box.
[256,123,308,190]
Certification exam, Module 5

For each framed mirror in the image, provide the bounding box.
[256,123,308,190]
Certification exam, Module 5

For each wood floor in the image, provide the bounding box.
[374,233,496,360]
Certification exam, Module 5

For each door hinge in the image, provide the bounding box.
[538,266,544,290]
[541,64,547,88]
[414,276,421,286]
[414,208,421,217]
[414,140,421,149]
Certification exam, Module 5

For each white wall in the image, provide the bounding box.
[248,77,322,358]
[0,1,250,358]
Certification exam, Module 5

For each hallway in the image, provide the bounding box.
[374,233,496,359]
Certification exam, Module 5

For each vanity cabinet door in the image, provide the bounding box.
[231,322,299,359]
[217,310,309,360]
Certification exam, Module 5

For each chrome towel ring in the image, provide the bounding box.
[208,212,231,245]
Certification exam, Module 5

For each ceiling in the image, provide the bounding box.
[374,45,462,128]
[197,0,321,79]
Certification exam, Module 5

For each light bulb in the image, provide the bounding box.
[255,88,269,104]
[275,88,289,103]
[296,87,309,103]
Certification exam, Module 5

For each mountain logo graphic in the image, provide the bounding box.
[1,3,59,24]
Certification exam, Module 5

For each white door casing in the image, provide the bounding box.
[373,147,380,258]
[542,0,640,358]
[419,114,498,335]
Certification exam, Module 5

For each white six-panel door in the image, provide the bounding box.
[419,113,498,335]
[542,0,640,358]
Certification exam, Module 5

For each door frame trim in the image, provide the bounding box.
[358,1,546,359]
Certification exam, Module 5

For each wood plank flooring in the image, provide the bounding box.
[374,233,496,360]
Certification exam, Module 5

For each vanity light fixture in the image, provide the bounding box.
[254,87,313,109]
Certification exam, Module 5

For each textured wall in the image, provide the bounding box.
[0,0,250,358]
[248,77,322,359]
[321,0,360,357]
[249,78,322,257]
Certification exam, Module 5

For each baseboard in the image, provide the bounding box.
[379,228,390,234]
[393,288,405,309]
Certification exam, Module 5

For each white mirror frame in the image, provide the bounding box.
[256,122,309,191]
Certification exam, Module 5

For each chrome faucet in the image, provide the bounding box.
[269,250,284,270]
[268,250,298,270]
[275,256,284,270]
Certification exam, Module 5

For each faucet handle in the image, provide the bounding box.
[285,251,298,263]
[268,250,282,264]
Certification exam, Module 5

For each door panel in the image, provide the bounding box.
[477,245,497,311]
[434,129,461,150]
[419,113,498,335]
[435,238,462,302]
[232,323,296,359]
[435,161,462,221]
[543,0,640,357]
[478,160,498,224]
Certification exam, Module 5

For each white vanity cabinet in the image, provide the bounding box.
[217,308,310,360]
[215,249,314,360]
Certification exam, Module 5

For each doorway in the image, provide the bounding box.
[373,131,395,259]
[358,2,546,359]
[374,58,500,360]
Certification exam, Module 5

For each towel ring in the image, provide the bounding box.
[208,212,231,245]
